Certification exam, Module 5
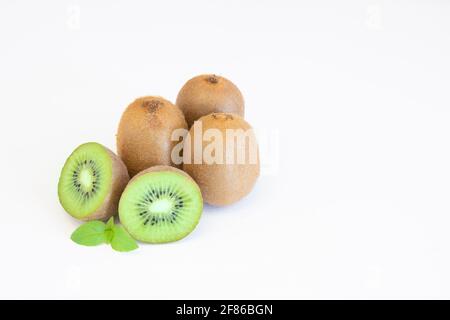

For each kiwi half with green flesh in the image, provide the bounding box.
[119,166,203,243]
[183,113,260,206]
[58,142,130,221]
[176,74,244,127]
[117,96,188,177]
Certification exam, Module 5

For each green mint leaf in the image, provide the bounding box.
[111,225,138,252]
[104,229,114,244]
[71,221,107,246]
[104,217,115,244]
[106,217,115,230]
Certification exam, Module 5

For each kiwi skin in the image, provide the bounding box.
[85,147,130,221]
[176,74,245,127]
[117,96,188,177]
[183,113,260,206]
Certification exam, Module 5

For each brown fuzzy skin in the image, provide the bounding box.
[83,148,130,221]
[176,74,245,127]
[183,113,259,206]
[117,96,188,177]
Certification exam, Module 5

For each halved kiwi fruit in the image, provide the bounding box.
[58,142,130,221]
[183,113,260,206]
[119,166,203,243]
[176,74,244,127]
[117,96,188,177]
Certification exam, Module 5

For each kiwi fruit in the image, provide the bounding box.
[117,96,188,177]
[58,142,130,221]
[176,74,245,127]
[119,165,203,243]
[183,113,259,206]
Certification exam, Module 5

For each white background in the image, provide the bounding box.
[0,0,449,299]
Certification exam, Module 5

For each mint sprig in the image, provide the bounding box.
[71,217,138,252]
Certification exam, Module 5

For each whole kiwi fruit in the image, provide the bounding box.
[183,113,259,206]
[176,74,245,127]
[117,96,188,177]
[58,142,130,221]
